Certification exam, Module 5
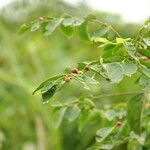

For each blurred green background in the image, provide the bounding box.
[0,0,144,149]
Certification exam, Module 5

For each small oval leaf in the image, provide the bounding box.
[127,94,144,135]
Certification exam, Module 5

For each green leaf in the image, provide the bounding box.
[60,24,74,37]
[78,21,91,43]
[72,75,90,90]
[145,134,150,148]
[127,94,144,135]
[54,107,66,128]
[137,48,150,58]
[41,81,54,93]
[96,127,115,143]
[140,65,150,78]
[87,143,114,150]
[103,62,123,83]
[94,37,109,43]
[115,122,130,141]
[102,44,115,59]
[84,98,95,108]
[139,75,150,87]
[85,14,96,21]
[44,18,63,35]
[41,84,57,103]
[124,42,137,59]
[92,26,108,40]
[83,76,99,85]
[89,65,107,79]
[121,63,137,77]
[66,105,81,122]
[31,22,41,31]
[51,101,63,108]
[74,17,84,26]
[77,62,86,70]
[64,66,72,73]
[105,110,116,121]
[99,144,114,150]
[139,59,150,68]
[78,109,90,131]
[62,17,74,26]
[116,37,127,44]
[143,37,150,46]
[112,43,124,54]
[127,140,142,150]
[130,132,145,145]
[18,24,30,35]
[33,74,65,94]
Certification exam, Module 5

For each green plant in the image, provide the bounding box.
[20,14,150,149]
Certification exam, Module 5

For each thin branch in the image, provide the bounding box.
[109,25,122,38]
[89,90,150,100]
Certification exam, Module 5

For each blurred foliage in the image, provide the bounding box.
[0,0,147,150]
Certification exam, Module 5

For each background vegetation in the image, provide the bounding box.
[0,0,148,150]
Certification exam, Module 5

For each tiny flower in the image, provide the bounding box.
[64,75,71,82]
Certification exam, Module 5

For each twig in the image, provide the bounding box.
[89,90,150,100]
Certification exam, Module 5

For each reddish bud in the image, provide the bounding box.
[71,68,78,74]
[84,65,89,72]
[64,75,71,82]
[116,121,123,127]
